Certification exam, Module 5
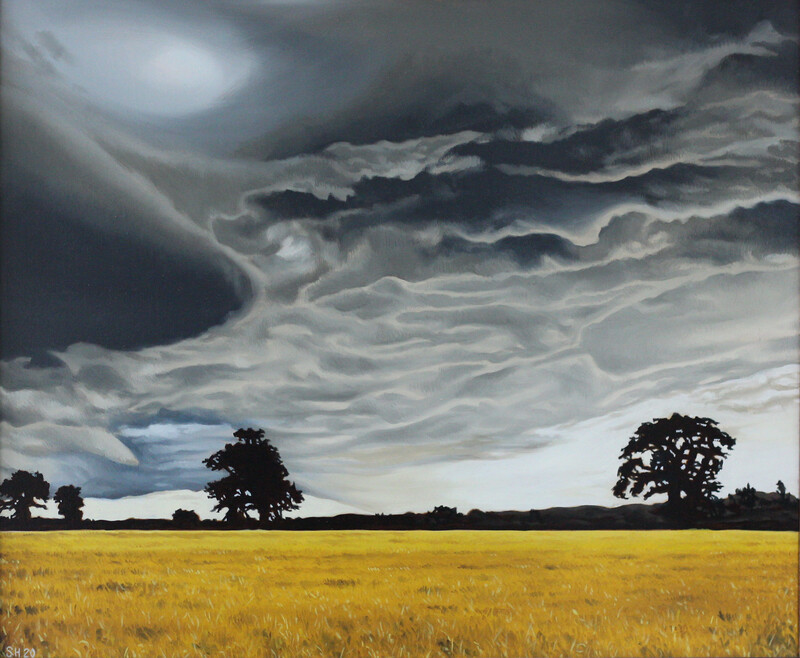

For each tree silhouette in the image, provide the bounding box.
[172,509,201,527]
[0,470,50,521]
[54,484,84,523]
[776,480,786,503]
[613,414,735,516]
[203,428,304,523]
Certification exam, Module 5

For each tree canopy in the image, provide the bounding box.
[203,428,304,523]
[613,413,735,516]
[54,484,85,523]
[172,508,201,527]
[0,470,50,521]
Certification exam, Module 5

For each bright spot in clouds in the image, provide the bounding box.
[74,30,255,117]
[140,42,228,95]
[7,1,255,117]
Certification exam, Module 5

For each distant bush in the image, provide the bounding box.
[172,509,201,527]
[735,483,757,508]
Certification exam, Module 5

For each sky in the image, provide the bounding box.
[1,0,798,520]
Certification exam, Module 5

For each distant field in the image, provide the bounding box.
[0,530,796,658]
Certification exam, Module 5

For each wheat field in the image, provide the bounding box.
[0,530,796,658]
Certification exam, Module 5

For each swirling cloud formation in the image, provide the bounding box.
[1,0,797,514]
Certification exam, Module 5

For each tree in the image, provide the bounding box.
[613,414,735,516]
[54,484,84,523]
[172,509,201,527]
[0,470,50,521]
[776,480,787,502]
[203,428,304,523]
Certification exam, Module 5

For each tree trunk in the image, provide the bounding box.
[666,481,683,516]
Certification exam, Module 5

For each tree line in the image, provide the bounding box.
[0,414,794,525]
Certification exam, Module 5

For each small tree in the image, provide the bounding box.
[203,428,304,524]
[776,480,787,502]
[54,485,84,523]
[0,470,50,521]
[613,414,735,516]
[172,509,201,527]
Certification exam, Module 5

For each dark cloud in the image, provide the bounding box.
[438,233,578,267]
[586,200,799,266]
[661,200,800,261]
[700,42,799,91]
[240,91,550,160]
[637,0,798,40]
[1,184,251,358]
[250,167,623,235]
[454,109,681,174]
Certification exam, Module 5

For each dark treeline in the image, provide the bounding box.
[1,494,798,532]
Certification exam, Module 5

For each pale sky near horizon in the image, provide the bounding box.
[1,0,798,519]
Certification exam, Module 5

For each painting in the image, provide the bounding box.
[1,1,798,657]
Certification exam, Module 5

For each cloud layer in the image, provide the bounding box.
[1,0,798,513]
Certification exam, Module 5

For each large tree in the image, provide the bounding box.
[0,470,50,521]
[613,414,735,516]
[203,428,304,523]
[54,484,84,523]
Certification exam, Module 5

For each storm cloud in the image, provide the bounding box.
[1,0,797,513]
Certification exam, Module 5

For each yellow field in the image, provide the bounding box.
[0,530,796,658]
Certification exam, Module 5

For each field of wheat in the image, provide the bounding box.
[0,530,796,658]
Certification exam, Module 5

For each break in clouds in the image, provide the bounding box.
[1,0,798,514]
